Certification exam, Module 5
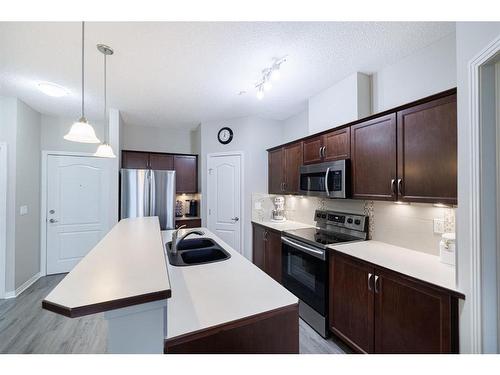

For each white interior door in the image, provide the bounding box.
[46,155,110,274]
[207,153,242,253]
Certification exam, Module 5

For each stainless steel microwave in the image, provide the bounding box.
[299,160,350,198]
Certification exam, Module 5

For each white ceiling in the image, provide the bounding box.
[0,22,454,130]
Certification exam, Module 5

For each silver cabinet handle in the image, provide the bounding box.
[368,273,373,291]
[322,146,327,158]
[49,218,58,223]
[390,179,396,196]
[231,217,239,222]
[397,178,403,196]
[374,275,380,294]
[319,146,322,159]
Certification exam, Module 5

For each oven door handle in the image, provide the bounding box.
[324,167,330,197]
[281,237,326,261]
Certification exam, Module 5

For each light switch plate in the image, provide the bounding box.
[433,218,445,234]
[20,205,28,216]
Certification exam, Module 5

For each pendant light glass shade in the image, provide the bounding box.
[64,117,101,143]
[65,21,101,144]
[94,143,116,158]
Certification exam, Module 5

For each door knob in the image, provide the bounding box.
[49,218,58,223]
[231,217,239,222]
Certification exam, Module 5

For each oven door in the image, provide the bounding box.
[281,236,328,316]
[299,160,349,198]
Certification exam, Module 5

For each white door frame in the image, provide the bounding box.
[206,151,244,253]
[40,150,110,276]
[0,142,7,298]
[466,35,500,353]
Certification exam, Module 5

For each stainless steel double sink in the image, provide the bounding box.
[166,238,231,266]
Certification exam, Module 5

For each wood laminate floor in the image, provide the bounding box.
[1,275,348,354]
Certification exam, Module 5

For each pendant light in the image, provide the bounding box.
[94,43,116,158]
[64,22,101,144]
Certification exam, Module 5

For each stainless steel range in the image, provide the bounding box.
[281,210,368,337]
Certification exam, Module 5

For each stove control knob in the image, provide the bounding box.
[347,218,353,224]
[354,219,361,225]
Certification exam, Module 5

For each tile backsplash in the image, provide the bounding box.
[252,193,455,256]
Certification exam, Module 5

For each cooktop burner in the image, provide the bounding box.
[283,227,362,249]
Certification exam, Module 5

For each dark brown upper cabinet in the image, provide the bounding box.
[174,155,198,194]
[396,94,457,204]
[351,114,397,201]
[303,128,351,165]
[268,142,303,194]
[149,153,174,170]
[122,150,150,169]
[122,151,198,193]
[268,148,284,194]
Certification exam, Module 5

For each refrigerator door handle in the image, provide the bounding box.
[149,170,156,217]
[143,170,151,216]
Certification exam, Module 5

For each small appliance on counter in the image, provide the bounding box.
[175,200,184,217]
[271,196,286,222]
[185,199,198,217]
[281,209,368,338]
[439,233,456,266]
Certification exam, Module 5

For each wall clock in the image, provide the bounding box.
[218,127,233,145]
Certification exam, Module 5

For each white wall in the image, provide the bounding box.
[308,72,371,134]
[200,116,283,260]
[455,22,500,354]
[14,100,41,288]
[372,33,456,113]
[0,97,17,293]
[281,109,308,144]
[40,114,105,154]
[121,123,196,154]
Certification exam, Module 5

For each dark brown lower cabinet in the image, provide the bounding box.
[329,252,462,354]
[175,218,201,229]
[252,223,282,283]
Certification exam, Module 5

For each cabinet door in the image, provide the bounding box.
[283,142,303,193]
[351,114,397,200]
[174,155,198,193]
[175,219,201,229]
[329,253,374,353]
[252,224,266,271]
[323,127,350,161]
[264,229,282,283]
[122,151,150,169]
[397,94,457,204]
[268,148,284,194]
[149,153,174,170]
[302,136,323,165]
[374,268,454,353]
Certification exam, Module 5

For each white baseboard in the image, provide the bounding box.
[3,272,41,299]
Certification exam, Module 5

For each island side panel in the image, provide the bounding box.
[164,304,299,354]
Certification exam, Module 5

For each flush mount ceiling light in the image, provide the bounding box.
[254,56,287,100]
[94,44,116,158]
[37,82,69,97]
[64,22,101,144]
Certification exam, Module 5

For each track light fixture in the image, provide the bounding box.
[255,56,287,100]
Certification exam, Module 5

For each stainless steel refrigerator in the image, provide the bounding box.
[120,169,176,230]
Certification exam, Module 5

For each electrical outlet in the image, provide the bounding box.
[433,218,445,234]
[20,205,28,216]
[254,201,262,210]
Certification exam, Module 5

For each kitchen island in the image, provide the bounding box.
[162,228,299,354]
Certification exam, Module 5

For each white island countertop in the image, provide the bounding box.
[329,240,465,298]
[43,217,171,317]
[251,219,315,232]
[162,228,298,340]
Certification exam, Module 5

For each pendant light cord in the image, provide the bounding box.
[81,21,85,119]
[104,52,108,144]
